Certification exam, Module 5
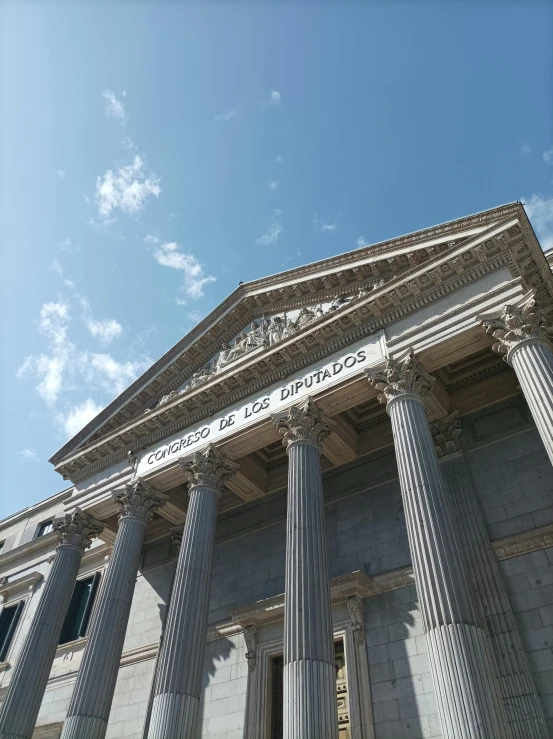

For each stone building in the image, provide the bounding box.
[1,201,553,739]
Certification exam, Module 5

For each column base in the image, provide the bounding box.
[427,623,508,739]
[60,715,107,739]
[148,692,199,739]
[284,659,338,739]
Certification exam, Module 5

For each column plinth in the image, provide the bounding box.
[481,298,553,465]
[367,351,508,739]
[273,398,339,739]
[60,481,167,739]
[0,510,103,739]
[147,445,238,739]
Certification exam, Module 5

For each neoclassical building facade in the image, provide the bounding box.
[1,201,553,739]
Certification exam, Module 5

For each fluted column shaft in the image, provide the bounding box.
[0,510,103,739]
[147,444,237,739]
[440,449,547,738]
[283,440,338,739]
[509,340,553,465]
[148,486,218,737]
[61,483,166,739]
[388,394,507,738]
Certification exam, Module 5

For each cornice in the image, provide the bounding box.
[0,571,43,603]
[0,531,58,570]
[50,204,523,467]
[55,224,533,483]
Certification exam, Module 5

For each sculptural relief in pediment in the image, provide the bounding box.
[149,284,385,411]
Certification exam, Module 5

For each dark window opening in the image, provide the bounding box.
[271,641,350,739]
[59,572,101,645]
[0,601,24,662]
[36,520,54,537]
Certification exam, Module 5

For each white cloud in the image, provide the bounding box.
[79,353,148,396]
[313,215,338,233]
[256,209,284,246]
[148,237,216,301]
[522,194,553,251]
[60,398,105,438]
[57,238,74,253]
[275,155,283,164]
[270,90,281,106]
[18,448,39,461]
[544,147,553,165]
[102,89,126,120]
[95,154,160,219]
[268,180,280,191]
[356,236,368,248]
[519,140,531,155]
[87,318,123,344]
[57,169,66,178]
[214,107,240,122]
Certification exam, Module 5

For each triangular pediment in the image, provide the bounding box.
[50,202,552,481]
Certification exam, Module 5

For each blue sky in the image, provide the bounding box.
[1,1,552,519]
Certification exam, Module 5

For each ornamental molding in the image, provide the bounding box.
[53,508,104,551]
[244,624,258,671]
[52,210,553,482]
[113,479,168,523]
[272,397,335,448]
[0,571,43,605]
[431,411,463,457]
[366,349,435,405]
[479,293,553,363]
[180,444,239,495]
[347,595,365,644]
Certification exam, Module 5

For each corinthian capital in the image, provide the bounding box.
[54,508,104,551]
[180,444,239,495]
[480,298,553,362]
[272,397,335,449]
[431,411,462,457]
[366,349,434,406]
[113,479,168,523]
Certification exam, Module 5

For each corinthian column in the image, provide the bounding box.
[367,352,508,739]
[272,398,338,739]
[0,510,103,739]
[61,481,167,739]
[147,445,238,739]
[432,413,548,739]
[481,297,553,465]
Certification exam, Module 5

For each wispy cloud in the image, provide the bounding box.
[270,90,281,106]
[214,106,241,122]
[275,155,283,164]
[102,89,126,121]
[57,169,66,178]
[313,214,338,233]
[256,209,284,246]
[57,238,75,253]
[59,398,105,438]
[543,147,553,165]
[268,180,280,191]
[356,236,368,248]
[147,235,216,301]
[95,154,161,220]
[18,448,39,462]
[519,139,531,155]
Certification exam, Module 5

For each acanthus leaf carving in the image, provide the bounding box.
[480,297,553,362]
[244,624,258,671]
[347,595,365,644]
[54,508,104,551]
[431,411,462,457]
[366,349,435,405]
[272,396,335,448]
[113,479,168,523]
[179,444,239,495]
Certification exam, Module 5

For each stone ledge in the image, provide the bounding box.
[491,522,553,561]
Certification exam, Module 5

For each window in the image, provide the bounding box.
[36,520,54,537]
[270,641,350,739]
[59,572,101,645]
[0,541,5,554]
[0,601,24,662]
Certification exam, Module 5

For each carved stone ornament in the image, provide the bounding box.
[272,396,335,449]
[243,624,258,671]
[113,479,168,523]
[431,411,463,458]
[180,444,239,495]
[53,508,104,551]
[480,297,553,363]
[366,348,435,406]
[347,595,365,645]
